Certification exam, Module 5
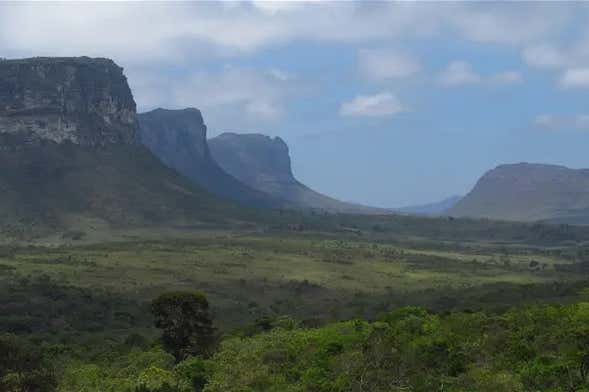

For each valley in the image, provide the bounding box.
[4,221,589,391]
[3,221,589,337]
[2,39,589,391]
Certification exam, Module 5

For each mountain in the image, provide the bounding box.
[137,108,283,208]
[448,163,589,223]
[0,57,237,237]
[396,195,462,216]
[208,132,387,214]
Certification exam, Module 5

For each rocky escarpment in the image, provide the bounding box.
[448,163,589,223]
[209,132,388,214]
[0,57,136,146]
[137,108,285,208]
[209,133,298,199]
[137,108,215,185]
[0,58,240,238]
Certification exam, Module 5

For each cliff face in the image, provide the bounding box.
[138,108,211,181]
[137,108,284,208]
[0,58,241,237]
[0,57,136,146]
[209,132,387,214]
[208,133,296,199]
[448,163,589,223]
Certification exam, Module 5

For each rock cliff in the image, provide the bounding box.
[0,58,240,238]
[137,108,285,208]
[0,57,136,146]
[209,132,388,214]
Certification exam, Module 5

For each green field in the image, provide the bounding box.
[3,222,589,337]
[5,217,589,391]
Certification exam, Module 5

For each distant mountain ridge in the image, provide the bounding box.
[209,132,388,214]
[448,163,589,224]
[396,195,462,216]
[137,108,284,208]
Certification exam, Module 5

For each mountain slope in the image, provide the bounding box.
[137,108,286,208]
[0,136,230,228]
[448,163,589,223]
[0,57,238,236]
[208,132,387,214]
[396,195,462,216]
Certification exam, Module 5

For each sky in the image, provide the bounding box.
[2,1,589,207]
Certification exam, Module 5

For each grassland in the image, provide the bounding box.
[2,222,589,339]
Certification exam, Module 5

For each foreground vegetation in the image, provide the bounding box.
[8,301,589,391]
[4,217,589,391]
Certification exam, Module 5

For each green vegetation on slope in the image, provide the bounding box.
[12,301,589,391]
[4,220,589,391]
[0,138,246,240]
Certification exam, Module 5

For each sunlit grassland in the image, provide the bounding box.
[0,230,585,331]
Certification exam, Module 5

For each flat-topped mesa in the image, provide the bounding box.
[0,57,137,146]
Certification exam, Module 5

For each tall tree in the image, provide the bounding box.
[151,291,215,361]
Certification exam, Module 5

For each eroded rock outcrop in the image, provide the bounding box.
[0,58,238,236]
[137,108,285,208]
[209,132,388,214]
[0,57,136,146]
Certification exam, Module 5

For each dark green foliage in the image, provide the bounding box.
[174,357,210,392]
[0,274,150,337]
[152,292,216,361]
[0,334,56,391]
[134,383,179,392]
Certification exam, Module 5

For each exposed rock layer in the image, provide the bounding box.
[0,57,136,146]
[0,58,240,236]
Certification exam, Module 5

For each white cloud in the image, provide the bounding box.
[521,30,589,88]
[560,68,589,88]
[522,44,567,69]
[0,2,580,123]
[534,113,589,131]
[576,115,589,129]
[339,92,406,117]
[268,68,293,81]
[437,61,481,86]
[534,114,559,129]
[129,66,297,128]
[0,2,578,63]
[437,61,522,87]
[449,4,571,46]
[490,71,523,84]
[358,49,421,81]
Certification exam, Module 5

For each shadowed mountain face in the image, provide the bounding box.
[448,163,589,223]
[0,57,238,236]
[209,132,388,214]
[137,108,285,208]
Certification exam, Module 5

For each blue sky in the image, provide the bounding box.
[2,2,589,207]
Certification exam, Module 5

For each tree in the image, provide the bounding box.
[0,334,57,392]
[151,291,216,361]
